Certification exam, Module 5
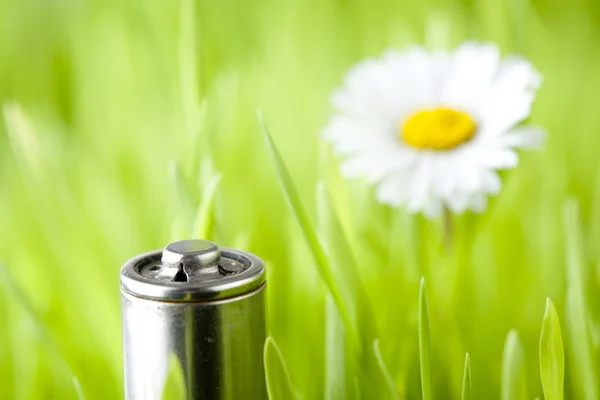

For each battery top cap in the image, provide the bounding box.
[120,239,265,302]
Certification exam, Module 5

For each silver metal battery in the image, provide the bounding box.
[120,239,267,400]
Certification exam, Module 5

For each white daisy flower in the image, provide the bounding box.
[323,42,545,218]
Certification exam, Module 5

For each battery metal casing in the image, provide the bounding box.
[120,240,267,400]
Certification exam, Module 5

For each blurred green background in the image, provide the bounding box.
[1,0,600,398]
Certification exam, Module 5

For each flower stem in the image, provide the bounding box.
[443,207,453,249]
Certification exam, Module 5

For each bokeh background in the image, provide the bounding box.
[1,0,600,398]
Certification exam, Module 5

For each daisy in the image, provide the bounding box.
[323,42,545,218]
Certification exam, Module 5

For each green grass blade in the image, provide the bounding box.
[565,290,597,399]
[3,102,43,180]
[316,181,393,396]
[73,378,85,400]
[260,116,388,398]
[461,353,471,400]
[315,182,380,340]
[419,277,434,400]
[325,295,346,400]
[264,337,295,400]
[191,174,222,239]
[539,298,564,400]
[162,355,186,400]
[501,330,528,400]
[563,200,599,400]
[373,339,400,400]
[258,113,352,334]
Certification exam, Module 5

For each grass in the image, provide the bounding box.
[264,337,296,400]
[501,330,528,400]
[419,278,434,400]
[539,299,564,400]
[462,354,471,400]
[1,0,600,398]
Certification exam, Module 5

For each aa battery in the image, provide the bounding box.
[120,239,267,399]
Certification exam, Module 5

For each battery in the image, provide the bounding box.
[120,239,267,400]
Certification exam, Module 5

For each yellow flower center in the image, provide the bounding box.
[401,107,477,150]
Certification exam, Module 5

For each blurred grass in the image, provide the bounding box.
[1,0,600,398]
[539,298,564,400]
[264,337,296,400]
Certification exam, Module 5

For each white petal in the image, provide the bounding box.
[323,116,395,155]
[441,42,501,111]
[500,126,546,149]
[459,164,483,192]
[331,62,404,123]
[332,48,443,123]
[423,197,443,218]
[428,149,483,200]
[430,153,459,197]
[375,179,401,206]
[467,194,488,213]
[480,169,502,195]
[406,156,434,213]
[340,150,417,183]
[446,191,470,214]
[477,57,542,136]
[382,47,451,110]
[441,147,483,192]
[477,148,519,169]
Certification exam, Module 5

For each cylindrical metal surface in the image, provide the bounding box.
[120,240,267,400]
